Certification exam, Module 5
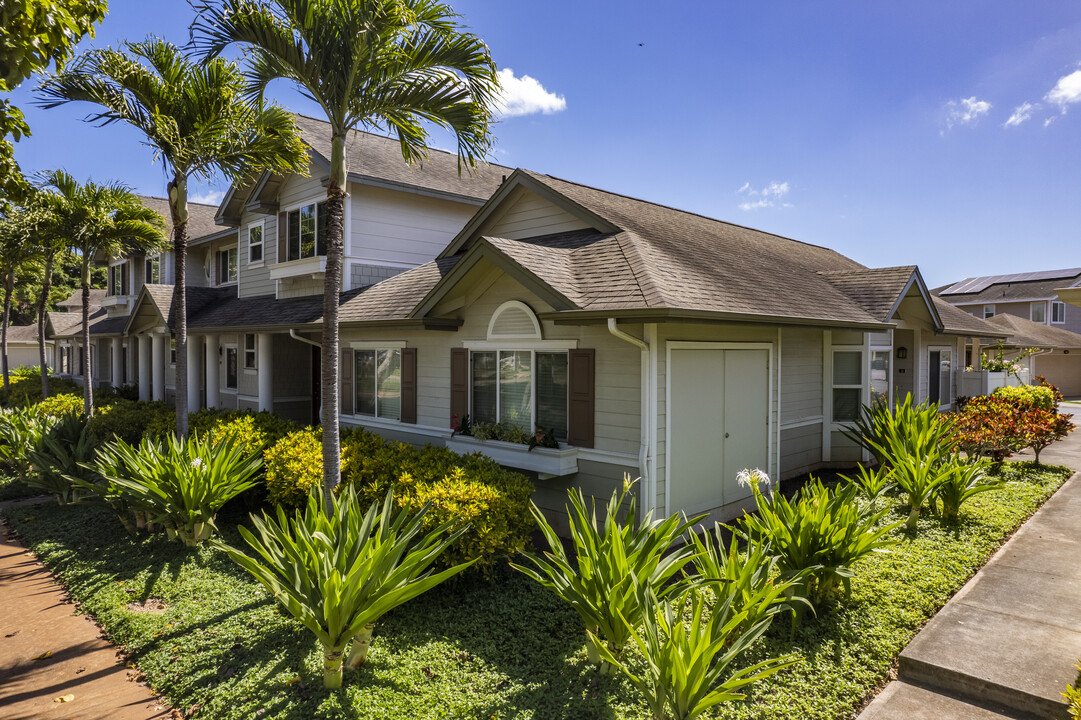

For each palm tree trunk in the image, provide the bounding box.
[2,270,12,386]
[37,254,53,399]
[81,255,94,416]
[169,175,189,437]
[320,132,347,508]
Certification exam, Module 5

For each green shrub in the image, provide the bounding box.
[25,412,97,504]
[993,384,1056,411]
[201,415,268,457]
[33,393,85,420]
[0,407,56,480]
[933,455,1002,521]
[264,427,323,507]
[86,399,175,444]
[0,372,81,406]
[513,477,701,671]
[1064,663,1081,720]
[736,474,899,612]
[89,434,263,545]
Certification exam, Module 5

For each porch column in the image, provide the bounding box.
[151,333,166,402]
[257,333,273,412]
[111,337,123,389]
[972,338,981,371]
[205,334,220,410]
[187,335,202,413]
[138,335,151,402]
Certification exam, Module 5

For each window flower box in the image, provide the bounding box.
[445,435,578,478]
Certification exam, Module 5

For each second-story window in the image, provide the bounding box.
[248,223,263,264]
[217,247,238,285]
[108,262,129,296]
[1031,302,1046,324]
[1052,300,1066,324]
[145,256,161,284]
[286,201,328,261]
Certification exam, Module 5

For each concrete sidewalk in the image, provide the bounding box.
[859,426,1081,720]
[0,505,172,720]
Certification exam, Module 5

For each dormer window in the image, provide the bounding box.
[248,221,264,265]
[217,247,238,285]
[286,202,327,261]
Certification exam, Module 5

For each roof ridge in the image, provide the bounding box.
[818,265,917,277]
[608,230,668,309]
[524,169,862,261]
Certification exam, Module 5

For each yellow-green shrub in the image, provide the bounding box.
[33,393,84,419]
[202,415,268,458]
[86,399,175,444]
[993,385,1056,411]
[264,427,322,507]
[0,373,81,406]
[1065,663,1081,720]
[190,408,299,447]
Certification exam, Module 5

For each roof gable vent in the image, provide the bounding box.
[488,300,542,340]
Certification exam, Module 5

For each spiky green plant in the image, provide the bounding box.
[215,486,474,689]
[688,524,808,637]
[25,409,96,504]
[0,406,55,481]
[934,455,1000,521]
[844,394,955,467]
[512,477,704,671]
[736,479,898,611]
[839,464,894,512]
[89,434,263,545]
[594,588,799,720]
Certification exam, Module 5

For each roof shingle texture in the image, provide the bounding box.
[136,195,225,243]
[986,314,1081,349]
[816,267,918,322]
[57,289,106,309]
[293,115,512,202]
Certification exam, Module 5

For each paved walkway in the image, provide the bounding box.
[0,504,172,720]
[859,418,1081,720]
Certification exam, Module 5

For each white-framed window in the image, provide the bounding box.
[831,349,863,422]
[224,345,238,389]
[1031,302,1046,324]
[145,255,161,284]
[108,261,129,296]
[928,347,953,408]
[983,304,995,319]
[243,333,257,369]
[469,349,569,440]
[169,339,176,366]
[353,348,403,421]
[217,246,238,285]
[285,201,328,262]
[1052,300,1066,324]
[870,348,891,408]
[248,221,264,265]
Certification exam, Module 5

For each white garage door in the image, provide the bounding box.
[667,345,770,516]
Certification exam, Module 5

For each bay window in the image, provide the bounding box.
[286,201,328,262]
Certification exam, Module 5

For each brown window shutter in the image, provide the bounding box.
[400,347,417,424]
[567,348,595,448]
[449,347,469,428]
[340,349,353,415]
[277,211,287,264]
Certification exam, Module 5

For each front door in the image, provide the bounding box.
[667,345,770,516]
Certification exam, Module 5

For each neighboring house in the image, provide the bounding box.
[53,118,1006,525]
[3,323,54,370]
[935,269,1081,397]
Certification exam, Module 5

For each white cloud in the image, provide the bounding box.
[190,190,226,205]
[1004,101,1036,127]
[1045,69,1081,112]
[494,68,566,119]
[737,181,792,211]
[944,96,992,131]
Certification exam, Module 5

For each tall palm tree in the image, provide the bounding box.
[37,39,308,433]
[192,0,500,501]
[40,170,167,415]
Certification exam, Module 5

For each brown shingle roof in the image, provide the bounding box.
[57,289,106,309]
[338,258,461,323]
[140,284,236,330]
[932,298,1007,337]
[986,314,1081,349]
[47,309,107,338]
[136,195,225,244]
[6,324,42,343]
[817,266,918,323]
[933,269,1081,304]
[293,114,511,202]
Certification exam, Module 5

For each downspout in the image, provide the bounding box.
[607,318,653,510]
[289,328,321,348]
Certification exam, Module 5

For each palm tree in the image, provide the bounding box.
[37,38,308,434]
[39,170,167,415]
[191,0,500,502]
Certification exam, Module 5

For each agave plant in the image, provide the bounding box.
[0,407,55,481]
[934,455,1000,521]
[839,464,894,512]
[512,476,704,671]
[215,486,474,689]
[736,479,898,610]
[844,394,955,467]
[90,434,263,545]
[594,587,799,720]
[25,410,96,504]
[688,523,808,637]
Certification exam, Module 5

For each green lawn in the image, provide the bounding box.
[1,461,1072,720]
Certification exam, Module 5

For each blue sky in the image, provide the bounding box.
[7,1,1081,288]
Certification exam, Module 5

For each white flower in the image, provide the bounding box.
[191,458,205,470]
[736,468,772,494]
